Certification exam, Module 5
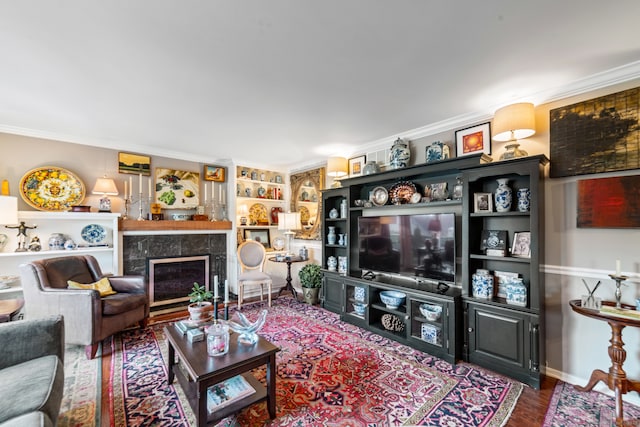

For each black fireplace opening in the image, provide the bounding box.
[148,255,210,310]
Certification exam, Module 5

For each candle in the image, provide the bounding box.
[148,177,152,197]
[224,280,229,303]
[204,183,208,203]
[124,180,127,199]
[129,176,133,198]
[214,275,219,299]
[616,260,621,276]
[212,182,215,200]
[219,185,222,203]
[1,179,9,195]
[138,173,142,194]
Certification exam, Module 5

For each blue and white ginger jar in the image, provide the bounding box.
[389,138,410,169]
[327,256,337,272]
[494,178,512,212]
[517,188,531,212]
[506,278,527,307]
[472,269,494,299]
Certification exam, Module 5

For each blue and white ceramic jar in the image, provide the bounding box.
[421,323,442,345]
[506,278,527,307]
[517,188,531,212]
[327,256,337,272]
[329,208,339,219]
[354,286,366,302]
[362,161,380,175]
[338,256,348,275]
[327,226,337,245]
[389,138,410,169]
[494,178,512,212]
[340,199,348,218]
[48,233,66,251]
[472,269,494,299]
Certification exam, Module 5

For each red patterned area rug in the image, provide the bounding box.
[542,380,640,427]
[61,297,523,426]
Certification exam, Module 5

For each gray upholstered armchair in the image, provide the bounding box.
[20,255,149,359]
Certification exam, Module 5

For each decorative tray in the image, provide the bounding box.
[389,181,417,205]
[19,166,85,211]
[370,186,388,206]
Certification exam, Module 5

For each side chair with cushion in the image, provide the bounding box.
[0,315,64,427]
[237,240,273,309]
[19,255,149,359]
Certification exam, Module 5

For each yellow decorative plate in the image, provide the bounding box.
[249,203,268,224]
[20,166,85,211]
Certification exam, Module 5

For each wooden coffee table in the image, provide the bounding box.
[164,324,280,426]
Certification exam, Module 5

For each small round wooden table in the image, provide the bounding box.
[0,298,24,323]
[269,256,306,301]
[569,299,640,425]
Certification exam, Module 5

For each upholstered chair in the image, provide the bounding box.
[19,255,149,359]
[237,240,272,310]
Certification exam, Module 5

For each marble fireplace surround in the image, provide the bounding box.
[122,231,228,313]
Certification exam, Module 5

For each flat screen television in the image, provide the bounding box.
[358,213,456,283]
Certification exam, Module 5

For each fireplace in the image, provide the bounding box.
[149,255,210,308]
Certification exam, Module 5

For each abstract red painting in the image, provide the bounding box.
[577,175,640,228]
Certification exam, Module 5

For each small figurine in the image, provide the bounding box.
[28,236,41,252]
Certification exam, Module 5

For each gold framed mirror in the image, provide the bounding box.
[290,167,324,240]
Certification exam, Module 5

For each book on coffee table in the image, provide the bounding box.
[207,375,256,414]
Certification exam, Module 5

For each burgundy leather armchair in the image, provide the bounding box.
[19,255,149,359]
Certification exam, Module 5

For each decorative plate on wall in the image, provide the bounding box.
[370,186,388,206]
[249,203,268,225]
[81,224,107,245]
[19,166,85,211]
[389,181,417,205]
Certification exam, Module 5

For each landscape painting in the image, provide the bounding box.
[118,152,151,175]
[577,175,640,228]
[550,87,640,178]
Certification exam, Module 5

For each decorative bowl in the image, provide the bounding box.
[379,290,406,309]
[419,303,442,321]
[352,302,367,316]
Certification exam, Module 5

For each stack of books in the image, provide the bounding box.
[207,375,256,414]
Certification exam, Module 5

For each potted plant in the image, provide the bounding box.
[299,264,322,305]
[187,282,213,320]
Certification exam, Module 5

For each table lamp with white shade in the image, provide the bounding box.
[92,177,119,212]
[278,211,301,256]
[492,102,536,160]
[0,195,35,252]
[327,156,348,188]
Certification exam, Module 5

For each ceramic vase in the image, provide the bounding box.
[389,138,410,169]
[327,256,337,271]
[499,143,528,161]
[338,234,345,246]
[48,233,66,251]
[362,161,380,175]
[472,269,494,299]
[329,208,338,219]
[340,199,348,218]
[506,278,527,307]
[517,188,531,212]
[494,178,512,212]
[327,226,337,245]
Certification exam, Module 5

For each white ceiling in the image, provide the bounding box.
[1,1,640,171]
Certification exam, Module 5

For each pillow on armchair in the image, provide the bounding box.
[67,277,117,296]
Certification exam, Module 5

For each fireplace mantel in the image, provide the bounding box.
[119,219,232,231]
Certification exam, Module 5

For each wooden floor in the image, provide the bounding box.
[150,298,558,426]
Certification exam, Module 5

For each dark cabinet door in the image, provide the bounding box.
[466,302,540,388]
[322,272,343,314]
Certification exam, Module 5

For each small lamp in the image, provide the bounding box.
[92,176,119,212]
[278,211,301,256]
[238,205,249,226]
[492,102,536,160]
[327,156,348,188]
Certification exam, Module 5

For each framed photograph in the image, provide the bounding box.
[155,168,200,209]
[455,122,491,157]
[118,152,151,175]
[243,228,270,248]
[473,192,493,213]
[494,271,520,298]
[349,155,366,178]
[480,230,507,256]
[204,165,226,182]
[511,232,531,258]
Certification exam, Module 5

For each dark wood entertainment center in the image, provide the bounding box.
[321,154,548,388]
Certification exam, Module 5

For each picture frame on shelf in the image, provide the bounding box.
[243,228,271,249]
[204,165,226,182]
[455,122,491,156]
[511,231,531,258]
[473,192,493,213]
[479,230,507,256]
[118,152,151,175]
[348,155,366,178]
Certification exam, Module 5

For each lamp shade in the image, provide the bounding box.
[0,196,18,225]
[92,177,119,195]
[327,156,348,178]
[492,102,536,142]
[278,212,301,231]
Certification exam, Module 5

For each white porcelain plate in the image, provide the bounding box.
[370,186,388,206]
[81,224,106,244]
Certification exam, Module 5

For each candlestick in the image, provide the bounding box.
[136,191,145,221]
[124,180,127,200]
[224,280,229,303]
[148,177,152,198]
[609,274,628,309]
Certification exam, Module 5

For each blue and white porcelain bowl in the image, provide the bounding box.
[419,303,442,321]
[352,302,367,316]
[379,290,406,309]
